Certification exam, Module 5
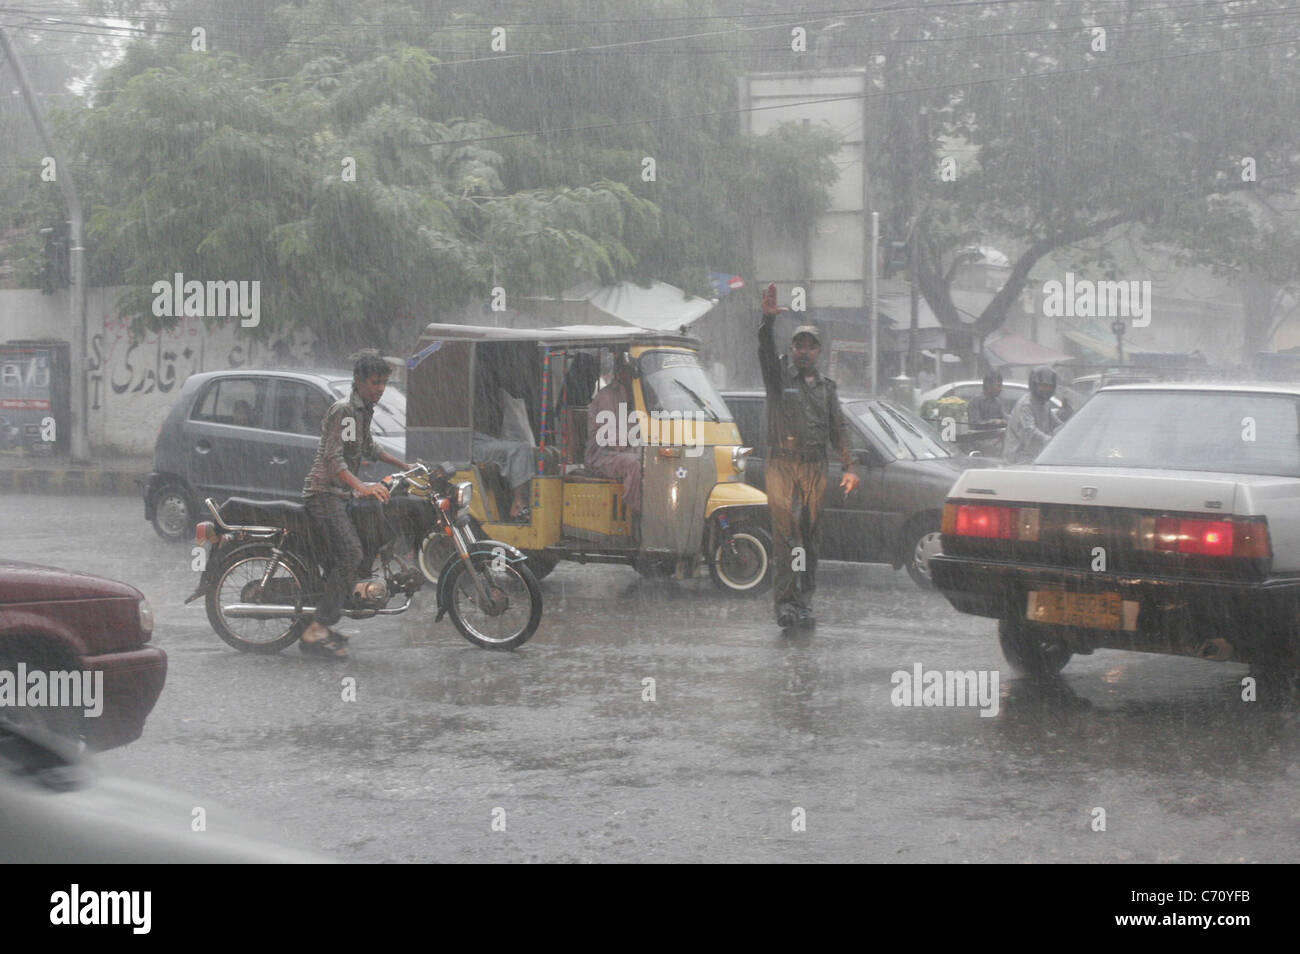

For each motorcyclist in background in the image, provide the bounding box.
[1003,365,1067,464]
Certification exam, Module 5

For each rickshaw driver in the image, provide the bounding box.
[585,351,643,531]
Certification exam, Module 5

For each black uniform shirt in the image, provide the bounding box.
[758,315,855,471]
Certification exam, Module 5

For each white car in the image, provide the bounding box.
[931,383,1300,676]
[918,379,1082,416]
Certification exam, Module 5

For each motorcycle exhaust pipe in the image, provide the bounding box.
[224,603,310,619]
[223,595,414,619]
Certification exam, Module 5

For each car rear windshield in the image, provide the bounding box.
[1037,390,1300,477]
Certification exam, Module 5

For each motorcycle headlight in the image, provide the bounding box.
[455,481,473,512]
[732,446,753,474]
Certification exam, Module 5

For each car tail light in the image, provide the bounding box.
[944,502,1039,541]
[1137,516,1270,559]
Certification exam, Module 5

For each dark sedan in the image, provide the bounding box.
[0,561,166,749]
[723,390,999,588]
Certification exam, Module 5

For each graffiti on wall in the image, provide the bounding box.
[87,312,315,410]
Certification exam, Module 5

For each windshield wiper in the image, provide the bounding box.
[675,381,720,422]
[882,405,924,438]
[868,407,902,446]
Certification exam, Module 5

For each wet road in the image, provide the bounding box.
[3,493,1297,863]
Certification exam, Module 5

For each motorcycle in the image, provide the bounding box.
[188,463,543,652]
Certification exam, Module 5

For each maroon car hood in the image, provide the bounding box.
[0,561,142,605]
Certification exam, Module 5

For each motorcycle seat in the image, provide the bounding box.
[219,497,311,533]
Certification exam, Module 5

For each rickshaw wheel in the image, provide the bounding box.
[709,521,773,595]
[521,550,558,580]
[633,556,675,579]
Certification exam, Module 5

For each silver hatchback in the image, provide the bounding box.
[141,369,404,541]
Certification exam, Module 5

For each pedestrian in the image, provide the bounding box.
[702,347,728,388]
[300,351,410,660]
[1003,365,1064,464]
[759,282,860,629]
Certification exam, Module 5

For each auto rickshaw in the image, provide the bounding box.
[405,323,772,593]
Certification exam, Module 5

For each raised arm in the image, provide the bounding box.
[758,282,784,400]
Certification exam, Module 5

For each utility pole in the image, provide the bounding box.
[0,26,90,462]
[907,217,919,381]
[870,211,879,395]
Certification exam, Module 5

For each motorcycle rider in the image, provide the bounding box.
[1003,365,1065,464]
[300,352,410,660]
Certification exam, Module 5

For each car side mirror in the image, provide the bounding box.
[853,448,879,468]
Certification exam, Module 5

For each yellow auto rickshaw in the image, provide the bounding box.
[405,324,772,593]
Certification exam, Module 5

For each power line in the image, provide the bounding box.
[423,31,1300,147]
[2,0,1294,62]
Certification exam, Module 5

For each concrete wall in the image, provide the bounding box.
[0,287,315,455]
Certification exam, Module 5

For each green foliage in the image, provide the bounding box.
[747,123,842,240]
[858,0,1300,339]
[6,0,844,353]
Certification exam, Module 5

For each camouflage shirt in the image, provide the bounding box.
[303,389,379,497]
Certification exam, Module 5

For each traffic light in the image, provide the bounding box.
[39,223,69,294]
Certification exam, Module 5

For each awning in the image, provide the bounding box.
[984,331,1074,367]
[522,280,715,331]
[1060,327,1154,362]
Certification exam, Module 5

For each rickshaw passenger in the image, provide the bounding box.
[585,353,642,523]
[474,362,535,520]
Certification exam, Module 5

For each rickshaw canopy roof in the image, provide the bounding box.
[413,322,699,352]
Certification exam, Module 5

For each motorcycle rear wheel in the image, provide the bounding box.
[206,547,312,654]
[442,550,543,650]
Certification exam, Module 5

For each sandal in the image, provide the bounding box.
[509,506,532,524]
[299,630,349,660]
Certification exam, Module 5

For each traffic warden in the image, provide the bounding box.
[759,283,860,629]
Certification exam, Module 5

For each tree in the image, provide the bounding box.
[765,0,1300,344]
[6,0,841,355]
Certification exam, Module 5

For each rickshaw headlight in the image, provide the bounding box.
[732,446,753,474]
[455,481,473,512]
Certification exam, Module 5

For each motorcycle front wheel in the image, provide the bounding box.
[441,550,543,650]
[417,518,484,586]
[206,547,312,654]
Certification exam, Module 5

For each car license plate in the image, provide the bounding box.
[1027,590,1124,629]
